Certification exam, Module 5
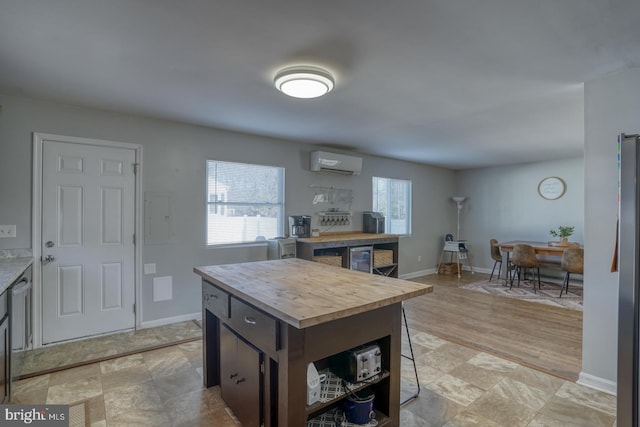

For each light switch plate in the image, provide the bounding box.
[144,263,156,275]
[0,225,16,238]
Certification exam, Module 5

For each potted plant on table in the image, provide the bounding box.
[549,225,574,246]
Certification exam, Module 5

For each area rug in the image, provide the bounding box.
[460,279,583,311]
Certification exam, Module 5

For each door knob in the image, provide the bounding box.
[42,255,55,265]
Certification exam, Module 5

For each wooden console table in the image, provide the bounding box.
[194,259,431,427]
[296,233,399,277]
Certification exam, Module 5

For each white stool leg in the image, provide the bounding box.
[437,249,446,274]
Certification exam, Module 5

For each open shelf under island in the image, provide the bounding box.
[194,258,432,427]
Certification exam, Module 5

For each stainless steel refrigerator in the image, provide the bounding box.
[618,132,640,426]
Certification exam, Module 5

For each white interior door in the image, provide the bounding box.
[41,140,136,344]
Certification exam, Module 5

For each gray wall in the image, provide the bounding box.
[5,88,621,393]
[0,93,455,323]
[582,66,640,391]
[456,158,584,271]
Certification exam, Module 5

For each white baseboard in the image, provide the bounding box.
[140,312,202,329]
[577,372,617,395]
[400,268,437,279]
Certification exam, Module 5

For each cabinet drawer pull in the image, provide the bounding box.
[235,377,246,384]
[244,316,257,325]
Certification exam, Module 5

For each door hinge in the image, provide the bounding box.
[260,361,264,374]
[133,163,139,174]
[133,303,136,314]
[133,234,136,245]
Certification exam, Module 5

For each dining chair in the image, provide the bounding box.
[489,238,502,281]
[559,247,583,297]
[510,244,541,292]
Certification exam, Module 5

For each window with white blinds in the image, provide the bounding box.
[372,176,412,235]
[206,160,285,245]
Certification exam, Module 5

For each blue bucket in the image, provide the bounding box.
[343,390,375,425]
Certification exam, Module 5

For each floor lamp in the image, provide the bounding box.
[452,196,466,240]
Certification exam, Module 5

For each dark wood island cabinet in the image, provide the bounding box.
[194,258,431,427]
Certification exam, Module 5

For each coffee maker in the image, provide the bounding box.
[363,211,385,234]
[289,215,311,238]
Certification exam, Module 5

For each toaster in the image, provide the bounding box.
[330,344,382,383]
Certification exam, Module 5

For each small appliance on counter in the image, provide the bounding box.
[330,343,382,383]
[266,238,297,260]
[363,211,385,234]
[288,215,311,238]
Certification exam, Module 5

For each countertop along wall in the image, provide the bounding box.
[456,157,585,272]
[0,93,456,325]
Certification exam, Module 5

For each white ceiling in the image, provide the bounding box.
[1,0,639,169]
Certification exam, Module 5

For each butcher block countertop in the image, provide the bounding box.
[296,232,398,245]
[194,258,431,329]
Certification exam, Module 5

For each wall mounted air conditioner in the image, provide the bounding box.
[310,151,363,176]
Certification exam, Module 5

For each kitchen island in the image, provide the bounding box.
[194,258,432,427]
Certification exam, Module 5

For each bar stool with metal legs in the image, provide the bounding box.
[373,264,420,405]
[400,305,420,406]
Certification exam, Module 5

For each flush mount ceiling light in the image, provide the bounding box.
[274,66,335,99]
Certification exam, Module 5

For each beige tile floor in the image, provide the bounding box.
[11,330,617,427]
[16,321,203,378]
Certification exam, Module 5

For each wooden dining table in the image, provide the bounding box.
[495,240,581,285]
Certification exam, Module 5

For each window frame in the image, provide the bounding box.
[372,176,412,236]
[206,159,285,247]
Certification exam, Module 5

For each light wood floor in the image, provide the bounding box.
[403,272,583,382]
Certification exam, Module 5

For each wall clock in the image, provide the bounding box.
[538,177,566,200]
